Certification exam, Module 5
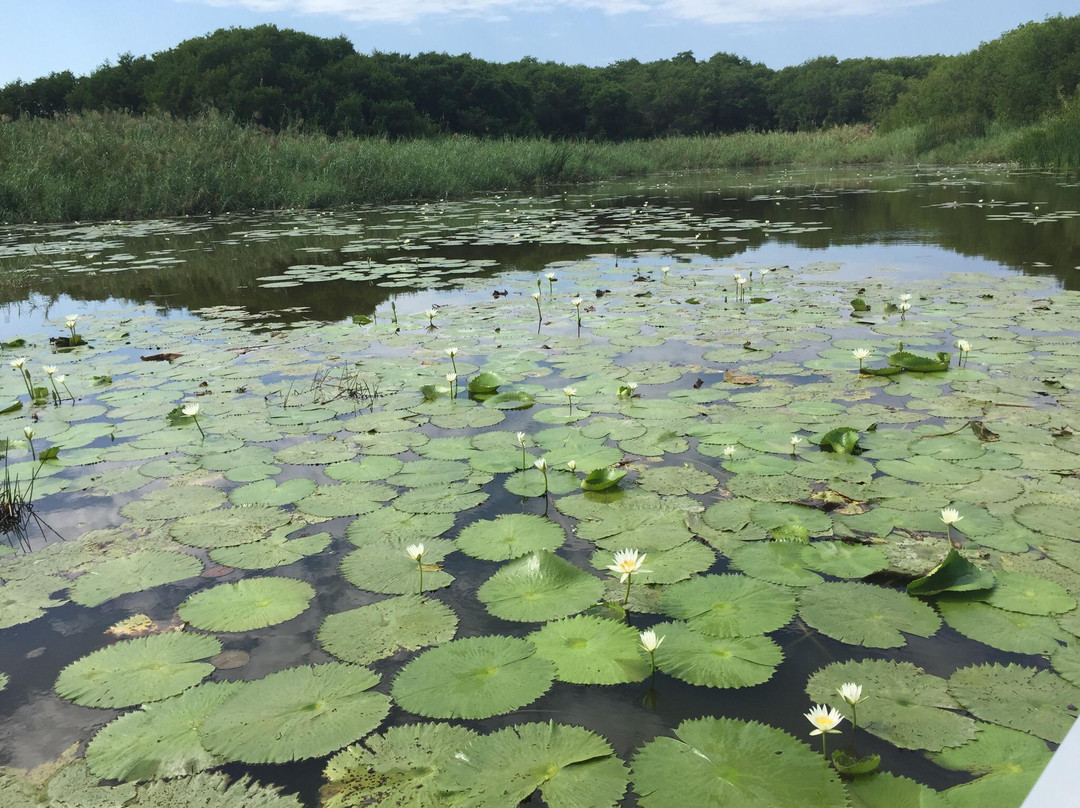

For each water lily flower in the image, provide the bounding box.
[445,372,457,383]
[545,272,557,295]
[516,431,527,447]
[545,272,556,281]
[182,402,205,438]
[10,357,26,370]
[940,508,962,525]
[790,435,802,458]
[956,339,971,366]
[608,549,648,583]
[425,308,437,327]
[407,543,425,595]
[899,302,911,320]
[805,704,845,756]
[837,682,866,706]
[723,445,736,459]
[572,298,582,308]
[639,630,664,653]
[23,426,34,440]
[533,457,547,472]
[563,386,576,397]
[43,365,57,376]
[56,374,74,402]
[852,348,871,371]
[566,460,577,472]
[899,294,912,302]
[532,291,541,300]
[661,266,670,275]
[444,347,458,358]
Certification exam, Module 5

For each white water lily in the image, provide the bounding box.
[723,445,736,458]
[43,365,57,375]
[65,314,79,326]
[406,543,425,561]
[607,549,649,584]
[444,347,458,358]
[566,460,577,472]
[852,348,871,360]
[899,302,911,312]
[516,431,527,447]
[55,374,66,383]
[790,435,802,446]
[23,426,34,440]
[940,508,962,525]
[805,704,844,736]
[639,630,665,653]
[837,682,866,706]
[531,291,541,300]
[661,266,670,275]
[545,273,556,281]
[956,340,970,352]
[899,294,912,302]
[425,308,437,325]
[572,298,582,308]
[736,276,748,285]
[181,403,199,417]
[533,457,547,472]
[10,357,26,370]
[626,381,638,391]
[445,372,457,383]
[563,387,576,397]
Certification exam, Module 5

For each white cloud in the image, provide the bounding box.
[187,0,937,26]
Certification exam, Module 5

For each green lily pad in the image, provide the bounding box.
[580,467,627,491]
[806,659,976,751]
[653,621,783,689]
[938,599,1071,655]
[526,614,651,684]
[200,663,390,763]
[391,635,555,719]
[322,723,479,808]
[907,549,995,596]
[631,716,847,808]
[178,577,315,632]
[658,574,796,636]
[340,539,454,595]
[69,550,202,607]
[456,513,565,561]
[477,551,604,622]
[56,632,221,708]
[948,664,1080,743]
[317,595,458,666]
[799,582,941,648]
[436,722,628,808]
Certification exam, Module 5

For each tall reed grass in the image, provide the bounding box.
[0,111,1067,224]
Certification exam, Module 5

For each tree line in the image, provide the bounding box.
[1,14,1077,139]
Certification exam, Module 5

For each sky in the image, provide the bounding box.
[0,0,1073,86]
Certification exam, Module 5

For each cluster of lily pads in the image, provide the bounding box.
[0,197,1077,807]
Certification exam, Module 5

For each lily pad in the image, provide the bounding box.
[391,635,555,719]
[317,595,458,666]
[178,577,315,632]
[631,716,847,808]
[948,664,1080,743]
[69,550,202,607]
[456,513,566,561]
[653,621,783,689]
[200,663,390,763]
[56,632,221,708]
[658,574,796,636]
[799,582,941,648]
[527,614,651,684]
[477,551,604,622]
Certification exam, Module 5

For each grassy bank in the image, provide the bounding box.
[0,111,1066,223]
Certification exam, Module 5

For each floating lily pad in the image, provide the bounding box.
[209,529,331,569]
[729,542,822,587]
[799,582,941,648]
[658,574,796,636]
[178,577,315,632]
[938,599,1071,655]
[477,551,604,622]
[456,513,565,561]
[322,723,479,808]
[527,615,651,684]
[979,570,1076,615]
[393,481,487,514]
[653,621,783,689]
[69,550,202,607]
[631,716,847,808]
[580,467,627,491]
[200,663,390,763]
[436,722,628,808]
[948,664,1080,743]
[391,635,555,719]
[169,506,291,548]
[907,549,995,596]
[806,659,976,751]
[85,680,242,781]
[340,539,454,595]
[56,632,221,708]
[929,724,1051,808]
[317,595,458,666]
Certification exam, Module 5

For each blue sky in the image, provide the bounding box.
[0,1,1072,85]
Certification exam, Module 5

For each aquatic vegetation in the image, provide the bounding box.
[0,170,1076,806]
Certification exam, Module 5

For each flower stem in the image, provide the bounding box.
[192,415,205,439]
[418,559,423,597]
[850,705,858,745]
[821,734,828,759]
[623,574,632,606]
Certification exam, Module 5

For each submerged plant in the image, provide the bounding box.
[608,549,649,606]
[407,543,425,596]
[182,403,205,438]
[805,703,844,758]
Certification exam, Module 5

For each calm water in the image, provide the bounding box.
[0,165,1077,806]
